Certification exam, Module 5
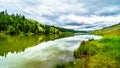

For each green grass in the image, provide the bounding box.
[55,23,120,68]
[75,36,120,67]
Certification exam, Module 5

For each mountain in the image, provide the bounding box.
[0,10,74,35]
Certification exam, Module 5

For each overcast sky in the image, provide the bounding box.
[0,0,120,30]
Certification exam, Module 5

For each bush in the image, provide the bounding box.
[74,41,98,58]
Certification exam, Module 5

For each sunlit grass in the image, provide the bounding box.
[55,36,120,68]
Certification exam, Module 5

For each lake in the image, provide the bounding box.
[0,34,102,68]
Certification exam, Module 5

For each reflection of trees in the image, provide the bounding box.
[0,34,72,57]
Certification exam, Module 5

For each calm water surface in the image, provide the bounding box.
[0,35,102,68]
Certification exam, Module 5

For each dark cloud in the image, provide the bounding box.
[65,22,84,26]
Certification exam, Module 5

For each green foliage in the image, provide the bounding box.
[74,40,98,58]
[54,62,75,68]
[0,10,74,35]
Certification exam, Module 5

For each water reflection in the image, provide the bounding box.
[0,34,69,56]
[0,35,102,68]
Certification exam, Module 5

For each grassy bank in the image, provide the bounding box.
[55,23,120,68]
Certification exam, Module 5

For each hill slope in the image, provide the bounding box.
[91,23,120,36]
[0,11,74,35]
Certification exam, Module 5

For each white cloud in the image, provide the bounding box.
[57,14,120,30]
[58,14,120,24]
[0,0,120,30]
[95,6,120,15]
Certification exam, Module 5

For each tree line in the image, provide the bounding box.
[0,10,74,35]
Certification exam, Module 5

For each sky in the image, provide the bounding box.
[0,0,120,31]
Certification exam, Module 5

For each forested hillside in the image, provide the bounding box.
[0,10,74,35]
